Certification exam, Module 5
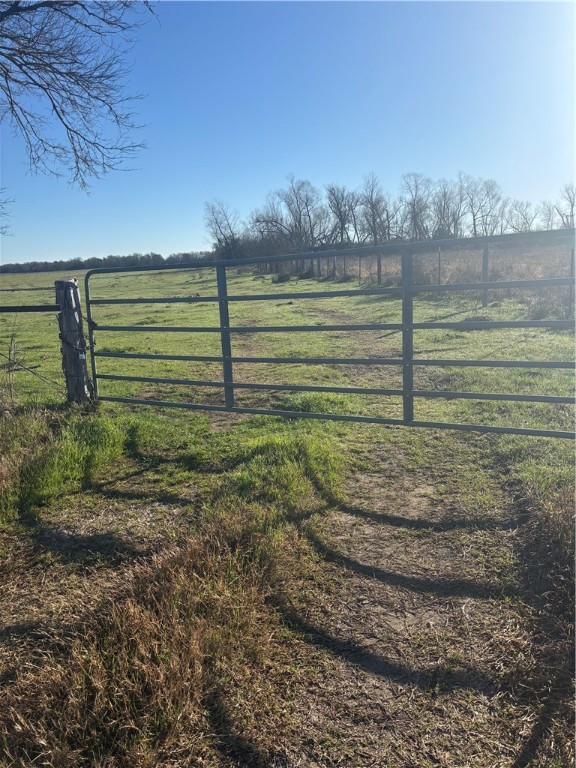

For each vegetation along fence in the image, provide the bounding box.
[80,229,575,440]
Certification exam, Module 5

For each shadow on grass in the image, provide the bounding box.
[94,486,193,507]
[337,502,527,533]
[203,684,287,768]
[510,665,574,768]
[31,525,143,566]
[303,527,513,600]
[278,601,495,696]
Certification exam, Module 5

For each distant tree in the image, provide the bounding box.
[495,197,511,235]
[204,200,244,259]
[165,251,209,265]
[538,200,559,231]
[401,172,433,240]
[0,1,152,188]
[462,176,504,237]
[325,183,361,244]
[506,200,538,233]
[251,176,328,252]
[555,183,575,229]
[430,177,466,239]
[359,173,392,244]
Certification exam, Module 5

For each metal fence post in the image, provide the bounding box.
[216,263,235,409]
[55,277,94,403]
[401,250,414,424]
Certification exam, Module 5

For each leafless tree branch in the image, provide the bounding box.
[0,0,153,188]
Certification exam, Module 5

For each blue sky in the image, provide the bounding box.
[1,1,574,264]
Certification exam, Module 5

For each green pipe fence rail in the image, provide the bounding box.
[83,229,576,439]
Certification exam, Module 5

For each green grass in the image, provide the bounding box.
[1,261,573,431]
[0,410,128,522]
[0,255,573,766]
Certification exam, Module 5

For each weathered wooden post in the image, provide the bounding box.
[55,278,94,403]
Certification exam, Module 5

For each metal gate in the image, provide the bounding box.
[84,230,575,439]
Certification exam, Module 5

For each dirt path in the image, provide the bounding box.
[1,425,571,767]
[269,436,569,768]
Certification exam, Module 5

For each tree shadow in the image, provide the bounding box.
[203,683,287,768]
[30,525,144,566]
[278,600,495,696]
[303,528,513,600]
[0,618,72,687]
[510,665,574,768]
[337,502,526,533]
[94,486,193,507]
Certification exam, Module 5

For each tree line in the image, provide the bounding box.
[0,251,210,275]
[204,173,575,260]
[1,172,573,275]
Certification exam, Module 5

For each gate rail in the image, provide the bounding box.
[84,230,576,439]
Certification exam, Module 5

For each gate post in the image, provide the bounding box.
[216,264,235,409]
[55,278,94,403]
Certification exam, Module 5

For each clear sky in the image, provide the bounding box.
[1,0,574,265]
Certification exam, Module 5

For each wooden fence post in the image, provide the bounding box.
[55,278,94,403]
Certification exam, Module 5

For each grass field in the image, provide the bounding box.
[0,247,574,766]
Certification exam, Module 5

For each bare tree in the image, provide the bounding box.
[204,200,244,259]
[538,200,559,231]
[359,173,402,244]
[0,1,152,188]
[496,197,511,235]
[462,176,504,237]
[359,173,383,245]
[430,177,466,239]
[325,183,361,245]
[506,199,538,233]
[555,183,576,229]
[478,179,503,236]
[0,188,12,234]
[401,172,432,240]
[252,176,328,251]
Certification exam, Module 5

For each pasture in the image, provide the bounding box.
[0,241,574,766]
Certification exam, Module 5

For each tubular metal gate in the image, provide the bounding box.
[84,230,576,439]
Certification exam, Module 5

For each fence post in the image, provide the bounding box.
[216,263,235,409]
[482,247,489,307]
[377,253,382,286]
[437,246,442,284]
[55,278,94,403]
[401,250,414,424]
